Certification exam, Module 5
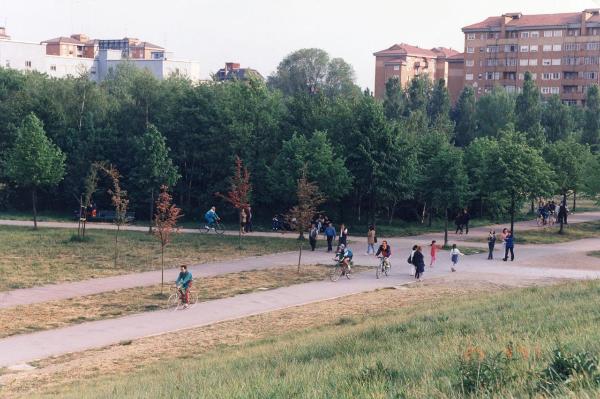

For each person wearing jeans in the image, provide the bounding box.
[487,230,496,260]
[366,225,376,255]
[324,223,336,252]
[503,231,515,261]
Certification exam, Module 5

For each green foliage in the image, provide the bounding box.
[4,113,66,188]
[383,77,404,121]
[543,137,593,195]
[583,85,600,147]
[539,347,600,394]
[476,87,515,138]
[542,95,575,142]
[452,86,477,147]
[458,346,520,394]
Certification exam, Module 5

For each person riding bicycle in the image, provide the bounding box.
[376,240,392,269]
[175,265,193,308]
[335,244,353,273]
[204,206,220,230]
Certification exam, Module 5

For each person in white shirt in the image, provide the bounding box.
[450,244,463,272]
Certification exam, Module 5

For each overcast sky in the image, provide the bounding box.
[0,0,598,88]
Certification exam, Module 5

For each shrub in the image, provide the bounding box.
[458,345,519,394]
[538,346,600,394]
[357,361,400,384]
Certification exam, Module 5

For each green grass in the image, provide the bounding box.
[36,281,600,398]
[0,210,73,222]
[0,225,300,291]
[514,221,600,244]
[588,251,600,259]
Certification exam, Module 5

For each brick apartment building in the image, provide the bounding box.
[462,9,600,105]
[41,34,165,60]
[373,43,459,99]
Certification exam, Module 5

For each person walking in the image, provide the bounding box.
[450,244,463,272]
[487,230,496,260]
[339,224,348,246]
[408,244,418,276]
[245,206,253,233]
[413,246,425,281]
[366,225,376,255]
[324,223,336,252]
[503,230,515,261]
[429,240,442,267]
[463,209,471,235]
[455,213,464,234]
[240,209,247,235]
[309,223,318,251]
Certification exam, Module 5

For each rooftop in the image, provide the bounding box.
[374,43,438,58]
[463,10,600,31]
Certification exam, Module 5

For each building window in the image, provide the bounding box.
[466,33,476,40]
[520,45,529,53]
[542,59,552,66]
[586,42,600,51]
[584,56,600,64]
[25,61,32,68]
[541,87,551,94]
[568,29,580,37]
[544,30,553,37]
[487,32,499,39]
[505,85,516,93]
[531,31,540,38]
[486,45,499,53]
[591,28,600,36]
[504,44,518,53]
[584,71,598,79]
[487,59,499,66]
[519,59,529,66]
[553,44,562,51]
[564,43,581,51]
[478,73,483,80]
[393,65,400,71]
[553,30,563,37]
[551,59,561,66]
[542,73,551,80]
[551,87,560,94]
[466,47,474,54]
[530,45,538,52]
[543,44,552,52]
[529,59,538,66]
[520,31,529,38]
[531,73,537,80]
[518,73,524,80]
[552,72,561,80]
[50,65,57,71]
[465,59,474,67]
[465,73,474,81]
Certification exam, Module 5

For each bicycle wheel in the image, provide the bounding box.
[167,293,181,311]
[376,262,382,279]
[215,223,225,235]
[199,225,210,234]
[384,262,391,277]
[187,291,199,308]
[330,265,342,282]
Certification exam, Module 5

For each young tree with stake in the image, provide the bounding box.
[153,185,182,293]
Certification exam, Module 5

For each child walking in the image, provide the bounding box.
[429,240,442,267]
[450,244,463,272]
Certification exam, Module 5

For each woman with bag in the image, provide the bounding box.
[413,246,425,281]
[407,244,417,276]
[366,225,376,255]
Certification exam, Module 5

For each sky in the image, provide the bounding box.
[0,0,598,89]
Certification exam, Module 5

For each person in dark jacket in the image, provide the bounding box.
[455,213,464,234]
[463,209,471,234]
[487,230,496,260]
[324,223,336,252]
[503,231,515,261]
[413,246,425,281]
[309,223,318,251]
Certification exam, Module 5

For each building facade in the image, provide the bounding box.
[373,43,459,99]
[462,9,600,105]
[214,62,264,81]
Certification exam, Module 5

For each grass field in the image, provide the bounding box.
[0,265,352,338]
[0,225,300,291]
[29,280,600,398]
[588,251,600,259]
[514,221,600,244]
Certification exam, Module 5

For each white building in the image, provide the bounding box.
[0,32,201,82]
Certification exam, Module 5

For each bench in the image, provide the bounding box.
[91,210,136,224]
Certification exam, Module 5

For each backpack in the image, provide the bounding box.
[309,228,317,239]
[407,253,413,265]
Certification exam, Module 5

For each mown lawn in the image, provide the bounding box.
[515,221,600,244]
[39,280,600,398]
[0,225,300,291]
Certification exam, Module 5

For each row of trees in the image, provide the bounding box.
[0,51,599,237]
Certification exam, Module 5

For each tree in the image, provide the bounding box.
[77,164,99,239]
[476,87,515,138]
[427,79,452,128]
[130,124,180,232]
[542,95,574,143]
[464,137,500,218]
[383,77,404,122]
[268,49,357,96]
[287,168,326,273]
[4,113,66,229]
[216,156,252,249]
[515,71,544,145]
[484,127,555,232]
[452,86,477,147]
[406,75,432,115]
[97,163,129,267]
[420,143,469,246]
[544,138,593,233]
[154,185,182,293]
[582,85,600,147]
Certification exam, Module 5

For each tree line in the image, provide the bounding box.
[0,49,599,236]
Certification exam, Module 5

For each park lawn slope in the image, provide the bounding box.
[0,225,299,291]
[30,279,600,398]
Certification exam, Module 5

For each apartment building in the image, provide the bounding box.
[373,43,459,99]
[462,9,600,105]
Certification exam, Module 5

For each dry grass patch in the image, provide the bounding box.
[0,225,300,291]
[0,265,354,338]
[0,273,553,398]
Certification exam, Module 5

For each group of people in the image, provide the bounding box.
[537,200,569,226]
[204,206,253,234]
[486,229,515,262]
[406,241,464,281]
[454,209,471,235]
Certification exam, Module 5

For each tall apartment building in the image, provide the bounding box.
[373,43,459,99]
[462,9,600,105]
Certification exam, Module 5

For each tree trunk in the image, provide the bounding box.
[428,206,433,227]
[510,194,515,234]
[77,195,83,238]
[297,241,303,274]
[160,245,165,294]
[238,210,242,250]
[530,199,535,214]
[559,191,567,234]
[479,195,484,218]
[420,201,426,224]
[114,224,120,268]
[573,191,577,211]
[32,188,38,230]
[388,200,397,225]
[444,207,449,247]
[148,189,154,234]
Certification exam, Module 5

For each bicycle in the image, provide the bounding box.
[201,221,225,235]
[167,286,199,311]
[376,256,391,279]
[330,259,353,282]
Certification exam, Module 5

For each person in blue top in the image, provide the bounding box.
[204,206,220,231]
[503,230,515,262]
[175,265,193,308]
[335,244,353,273]
[324,222,337,252]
